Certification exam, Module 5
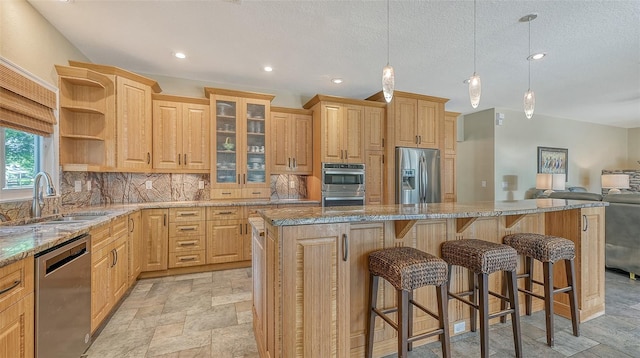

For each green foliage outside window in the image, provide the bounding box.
[4,129,36,188]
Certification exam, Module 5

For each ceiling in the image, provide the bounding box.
[29,0,640,128]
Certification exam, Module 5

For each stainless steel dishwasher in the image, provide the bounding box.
[35,233,91,358]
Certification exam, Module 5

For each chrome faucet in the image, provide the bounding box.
[31,171,56,218]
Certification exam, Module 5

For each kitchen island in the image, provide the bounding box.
[253,199,607,358]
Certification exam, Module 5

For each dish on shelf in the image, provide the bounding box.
[248,157,263,163]
[217,103,233,116]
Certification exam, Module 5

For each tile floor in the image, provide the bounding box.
[87,268,640,357]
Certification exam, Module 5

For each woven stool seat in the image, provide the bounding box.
[441,239,517,274]
[369,247,448,291]
[503,233,575,263]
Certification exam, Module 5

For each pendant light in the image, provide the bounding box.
[468,0,481,108]
[521,14,537,119]
[382,0,394,103]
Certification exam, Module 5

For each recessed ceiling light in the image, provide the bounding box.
[527,53,547,61]
[264,66,273,72]
[331,78,343,84]
[174,52,186,59]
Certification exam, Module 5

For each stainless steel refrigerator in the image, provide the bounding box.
[396,147,441,204]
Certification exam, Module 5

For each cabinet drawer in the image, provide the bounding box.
[169,250,206,268]
[242,187,270,199]
[208,206,243,221]
[0,256,34,313]
[169,207,205,222]
[245,205,271,218]
[111,216,128,238]
[169,221,205,237]
[169,235,205,253]
[91,223,111,253]
[211,189,242,200]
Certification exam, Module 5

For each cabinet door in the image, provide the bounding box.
[321,104,343,163]
[141,209,168,272]
[344,105,364,163]
[444,112,457,156]
[128,211,142,286]
[252,222,267,353]
[152,100,181,169]
[182,103,210,170]
[394,97,418,147]
[0,293,34,358]
[111,234,129,304]
[117,77,152,169]
[443,155,456,202]
[270,111,292,173]
[292,113,313,174]
[365,152,384,205]
[579,207,605,316]
[91,250,111,333]
[245,99,269,187]
[206,220,244,264]
[212,96,241,188]
[281,223,350,357]
[416,99,439,149]
[364,106,385,152]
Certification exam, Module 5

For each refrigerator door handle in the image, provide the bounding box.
[419,155,426,203]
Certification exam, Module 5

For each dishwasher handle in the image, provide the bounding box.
[39,234,90,276]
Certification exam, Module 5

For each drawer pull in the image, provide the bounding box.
[218,211,233,215]
[0,280,21,295]
[180,257,196,262]
[178,212,197,217]
[252,192,261,195]
[179,242,196,246]
[179,226,197,231]
[222,192,232,195]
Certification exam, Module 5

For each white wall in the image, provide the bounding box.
[0,0,88,85]
[457,109,495,202]
[459,107,629,201]
[140,73,308,109]
[628,128,640,168]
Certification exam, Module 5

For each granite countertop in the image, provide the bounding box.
[0,199,318,268]
[259,199,608,226]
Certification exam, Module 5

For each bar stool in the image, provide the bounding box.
[441,239,522,358]
[366,246,451,358]
[502,233,580,347]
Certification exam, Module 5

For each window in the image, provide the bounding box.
[0,128,41,200]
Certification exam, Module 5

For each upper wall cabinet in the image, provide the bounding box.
[206,88,274,200]
[56,65,116,171]
[270,107,313,175]
[67,61,161,172]
[152,94,210,172]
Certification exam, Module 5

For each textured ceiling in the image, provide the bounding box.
[29,0,640,127]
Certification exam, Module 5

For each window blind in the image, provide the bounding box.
[0,62,57,136]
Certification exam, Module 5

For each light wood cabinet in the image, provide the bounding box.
[365,152,384,205]
[90,217,129,333]
[207,219,244,264]
[308,99,365,163]
[128,211,142,287]
[443,111,459,202]
[55,65,116,171]
[168,208,206,268]
[141,209,168,272]
[67,61,161,172]
[545,207,606,322]
[207,88,274,200]
[152,95,210,171]
[364,106,385,152]
[0,256,34,358]
[270,107,313,174]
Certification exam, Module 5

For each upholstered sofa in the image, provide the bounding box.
[537,190,639,279]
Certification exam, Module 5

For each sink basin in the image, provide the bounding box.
[54,215,101,221]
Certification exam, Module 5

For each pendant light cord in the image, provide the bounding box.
[387,0,390,65]
[473,0,477,73]
[528,18,531,90]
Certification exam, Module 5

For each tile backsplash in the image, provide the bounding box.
[0,172,307,223]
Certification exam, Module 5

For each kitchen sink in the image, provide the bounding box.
[37,215,103,225]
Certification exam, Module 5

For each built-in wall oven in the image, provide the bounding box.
[321,163,365,207]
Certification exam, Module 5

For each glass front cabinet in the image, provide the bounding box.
[206,88,274,199]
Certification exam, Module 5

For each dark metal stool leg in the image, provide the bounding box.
[507,270,523,358]
[478,273,489,358]
[397,289,409,358]
[408,290,414,352]
[543,262,555,347]
[366,273,378,358]
[470,269,478,333]
[566,258,580,337]
[437,283,451,358]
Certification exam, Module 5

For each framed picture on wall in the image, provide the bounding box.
[537,146,568,180]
